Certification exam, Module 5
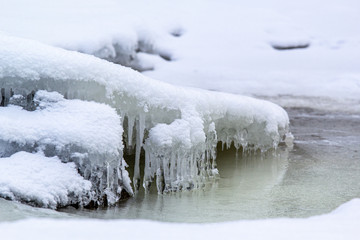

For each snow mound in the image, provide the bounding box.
[0,90,132,207]
[0,33,289,197]
[0,151,91,209]
[266,24,311,50]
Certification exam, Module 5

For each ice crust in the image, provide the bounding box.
[0,33,289,203]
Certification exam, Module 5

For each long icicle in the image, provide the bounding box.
[133,113,145,191]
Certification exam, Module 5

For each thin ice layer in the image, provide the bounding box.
[0,34,289,194]
[0,151,91,209]
[0,90,133,206]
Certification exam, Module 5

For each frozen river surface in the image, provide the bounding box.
[1,107,359,222]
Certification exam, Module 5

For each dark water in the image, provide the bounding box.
[1,108,360,222]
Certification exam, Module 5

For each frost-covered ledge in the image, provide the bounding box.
[0,34,289,207]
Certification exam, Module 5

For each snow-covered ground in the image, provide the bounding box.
[0,0,359,238]
[1,198,360,240]
[1,0,359,112]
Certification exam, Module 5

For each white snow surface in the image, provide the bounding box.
[0,33,289,147]
[0,198,360,240]
[0,151,91,209]
[0,0,359,112]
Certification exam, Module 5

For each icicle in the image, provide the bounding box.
[143,149,151,192]
[127,115,135,150]
[133,113,145,191]
[120,112,125,130]
[106,161,110,189]
[156,167,164,194]
[163,151,171,192]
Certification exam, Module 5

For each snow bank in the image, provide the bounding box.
[0,33,289,198]
[0,199,360,240]
[0,151,91,209]
[0,90,132,207]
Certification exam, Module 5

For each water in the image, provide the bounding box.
[0,108,359,222]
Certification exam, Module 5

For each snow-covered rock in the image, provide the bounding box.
[0,90,132,207]
[0,32,289,205]
[0,151,91,209]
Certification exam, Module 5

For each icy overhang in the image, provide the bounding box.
[0,34,290,206]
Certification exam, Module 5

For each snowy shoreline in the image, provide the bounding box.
[0,0,359,237]
[1,198,360,240]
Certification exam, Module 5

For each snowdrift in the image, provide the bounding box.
[0,34,289,207]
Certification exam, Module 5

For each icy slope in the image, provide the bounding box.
[0,90,132,207]
[0,33,289,197]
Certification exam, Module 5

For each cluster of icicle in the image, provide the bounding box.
[1,84,287,198]
[124,113,219,193]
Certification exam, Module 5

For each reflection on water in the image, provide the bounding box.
[1,108,360,222]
